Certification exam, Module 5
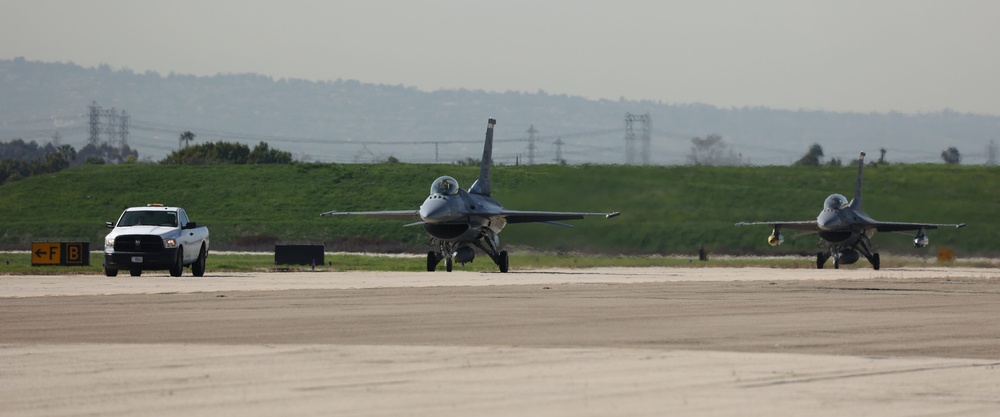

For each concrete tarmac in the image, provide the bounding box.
[3,267,1000,416]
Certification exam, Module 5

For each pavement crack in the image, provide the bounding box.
[741,362,1000,388]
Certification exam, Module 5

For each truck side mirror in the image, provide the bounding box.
[105,221,114,229]
[183,222,197,229]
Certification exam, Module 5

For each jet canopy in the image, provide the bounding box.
[430,176,459,195]
[824,194,848,210]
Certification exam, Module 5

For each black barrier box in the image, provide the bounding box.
[274,244,324,266]
[31,242,91,266]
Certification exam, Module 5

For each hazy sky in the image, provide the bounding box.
[3,0,999,115]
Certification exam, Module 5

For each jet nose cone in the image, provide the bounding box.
[817,210,842,230]
[419,196,454,223]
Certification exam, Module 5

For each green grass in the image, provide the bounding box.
[0,163,997,257]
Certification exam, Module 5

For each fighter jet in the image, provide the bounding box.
[321,118,620,272]
[736,152,964,270]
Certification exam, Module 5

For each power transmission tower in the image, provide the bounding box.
[88,101,102,146]
[640,114,651,164]
[553,137,564,163]
[624,113,651,164]
[118,110,130,147]
[104,107,118,146]
[526,125,538,165]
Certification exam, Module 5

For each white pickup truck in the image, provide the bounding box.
[103,204,210,277]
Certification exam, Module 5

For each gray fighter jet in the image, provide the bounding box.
[322,118,620,272]
[736,152,965,270]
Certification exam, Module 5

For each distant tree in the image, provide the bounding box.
[248,141,292,164]
[57,144,77,162]
[793,144,824,166]
[455,157,481,166]
[352,145,388,163]
[941,147,961,164]
[41,151,71,172]
[162,141,246,164]
[686,134,744,166]
[0,138,58,160]
[878,148,889,165]
[986,140,998,166]
[0,147,76,184]
[161,141,291,165]
[826,157,843,167]
[77,143,138,165]
[179,131,196,149]
[384,155,400,164]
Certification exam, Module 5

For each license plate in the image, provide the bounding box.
[131,256,143,263]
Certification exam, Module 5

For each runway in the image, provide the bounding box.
[3,267,1000,416]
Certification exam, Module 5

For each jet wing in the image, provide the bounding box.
[735,221,820,231]
[320,210,421,222]
[501,210,621,225]
[871,221,966,232]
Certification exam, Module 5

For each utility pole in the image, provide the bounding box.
[553,137,564,163]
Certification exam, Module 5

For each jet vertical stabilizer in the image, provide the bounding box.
[850,152,865,210]
[468,118,496,196]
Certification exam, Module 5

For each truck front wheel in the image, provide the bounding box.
[169,247,184,277]
[104,264,118,277]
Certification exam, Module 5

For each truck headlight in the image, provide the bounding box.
[105,236,115,247]
[164,238,177,248]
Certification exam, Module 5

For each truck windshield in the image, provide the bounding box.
[118,210,178,227]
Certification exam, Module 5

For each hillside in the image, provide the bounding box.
[0,163,994,257]
[3,58,1000,165]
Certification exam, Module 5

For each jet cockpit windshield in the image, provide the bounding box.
[430,176,460,195]
[823,194,848,210]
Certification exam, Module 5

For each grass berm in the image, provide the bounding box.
[1,162,995,257]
